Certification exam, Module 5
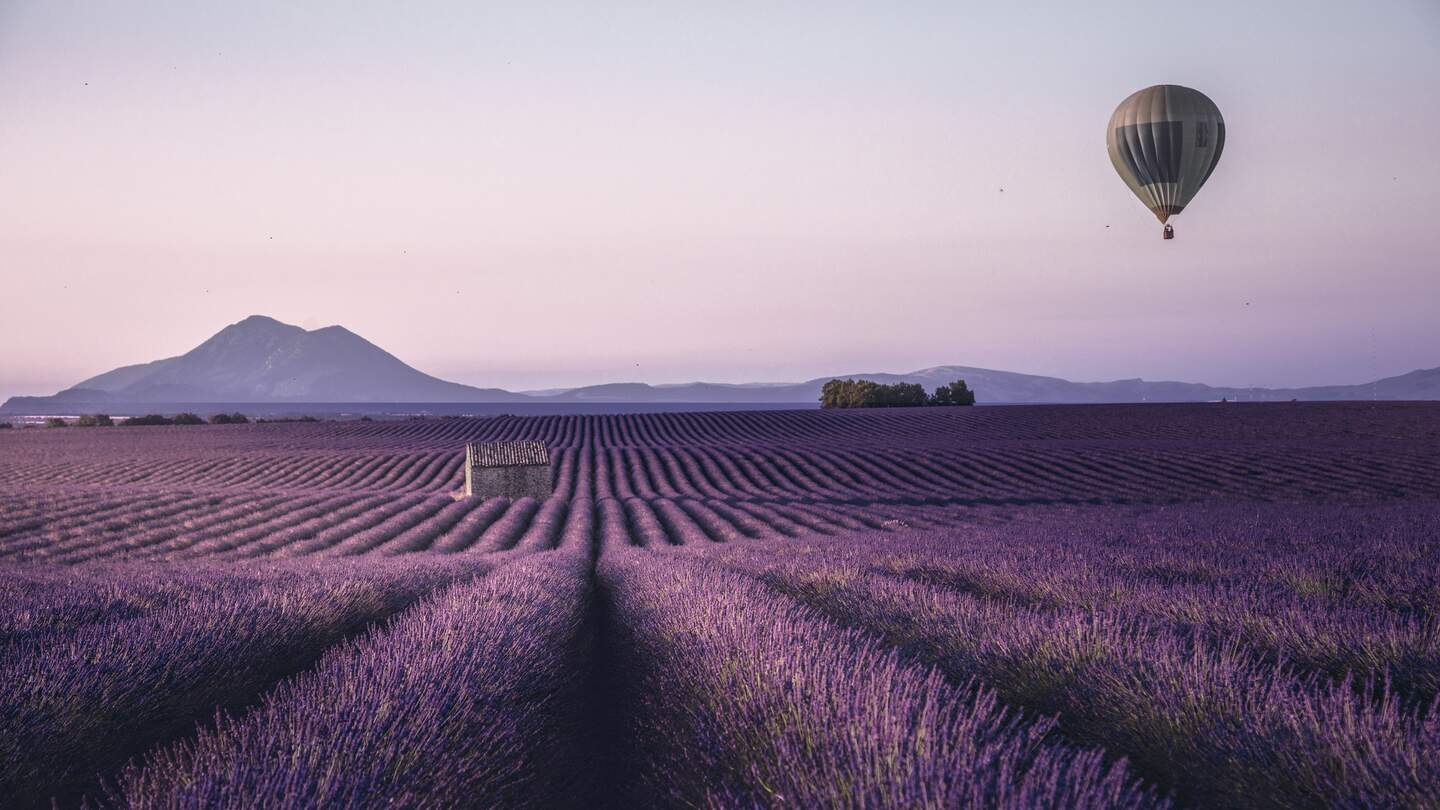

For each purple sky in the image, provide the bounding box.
[2,1,1438,399]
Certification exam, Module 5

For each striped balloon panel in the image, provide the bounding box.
[1106,85,1225,223]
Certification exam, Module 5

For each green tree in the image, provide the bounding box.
[884,383,928,407]
[125,414,172,426]
[822,379,936,409]
[929,380,976,406]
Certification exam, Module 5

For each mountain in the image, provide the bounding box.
[533,364,1440,404]
[5,315,524,407]
[1273,366,1440,401]
[4,315,1437,413]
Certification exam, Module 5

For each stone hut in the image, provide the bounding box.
[464,440,552,500]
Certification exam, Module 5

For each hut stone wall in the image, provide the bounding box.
[465,463,552,500]
[463,440,553,499]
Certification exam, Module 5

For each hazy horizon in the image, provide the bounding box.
[3,1,1437,401]
[4,312,1434,403]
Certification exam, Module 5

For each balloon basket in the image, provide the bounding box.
[1163,224,1175,240]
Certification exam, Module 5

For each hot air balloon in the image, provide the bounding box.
[1106,85,1225,239]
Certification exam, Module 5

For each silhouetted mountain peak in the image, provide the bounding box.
[234,314,288,327]
[222,314,303,336]
[32,316,523,404]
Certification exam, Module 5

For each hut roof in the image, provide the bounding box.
[466,440,550,468]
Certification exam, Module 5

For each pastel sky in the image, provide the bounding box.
[2,1,1437,399]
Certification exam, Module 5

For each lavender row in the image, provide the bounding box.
[597,545,1163,808]
[747,504,1440,701]
[7,419,1440,505]
[66,494,351,563]
[7,403,1434,461]
[592,494,954,550]
[0,491,196,550]
[0,492,230,560]
[0,449,467,494]
[561,441,1440,506]
[107,550,593,809]
[697,539,1440,808]
[0,558,478,807]
[0,562,334,649]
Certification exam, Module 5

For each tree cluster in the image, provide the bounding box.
[123,413,206,426]
[929,380,977,406]
[255,415,322,423]
[42,414,120,427]
[209,412,250,424]
[124,415,172,426]
[820,378,976,409]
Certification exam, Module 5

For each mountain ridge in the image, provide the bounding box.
[11,315,525,407]
[528,365,1439,404]
[4,315,1437,412]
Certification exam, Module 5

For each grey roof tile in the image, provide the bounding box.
[466,440,551,468]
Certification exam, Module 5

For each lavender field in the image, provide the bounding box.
[2,402,1438,808]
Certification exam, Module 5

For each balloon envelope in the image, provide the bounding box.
[1106,85,1225,223]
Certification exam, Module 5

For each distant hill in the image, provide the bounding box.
[4,315,1437,414]
[532,364,1440,404]
[4,315,524,408]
